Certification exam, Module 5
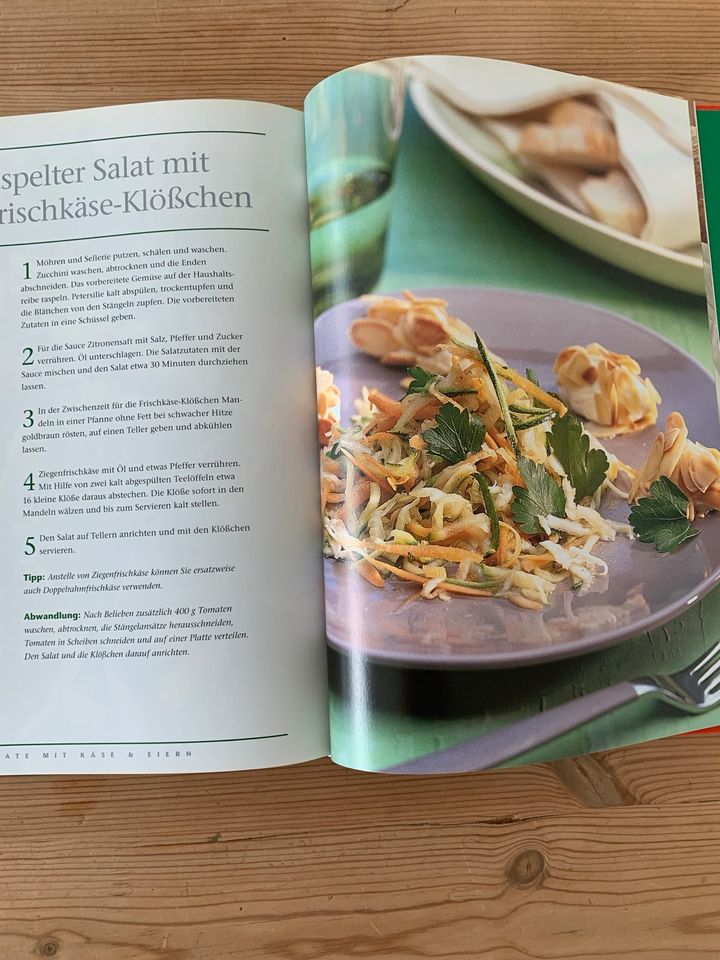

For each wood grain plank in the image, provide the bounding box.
[3,2,720,957]
[0,737,719,856]
[1,748,720,958]
[1,0,720,116]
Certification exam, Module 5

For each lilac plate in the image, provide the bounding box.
[316,287,720,668]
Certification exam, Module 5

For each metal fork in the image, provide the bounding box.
[385,640,720,774]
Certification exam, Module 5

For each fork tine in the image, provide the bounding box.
[689,639,720,678]
[698,654,720,687]
[702,671,720,698]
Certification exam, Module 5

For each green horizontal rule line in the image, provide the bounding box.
[0,226,270,248]
[0,734,288,748]
[0,129,266,152]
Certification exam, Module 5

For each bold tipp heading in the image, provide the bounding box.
[0,151,253,225]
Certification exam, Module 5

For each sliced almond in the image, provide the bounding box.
[349,318,400,358]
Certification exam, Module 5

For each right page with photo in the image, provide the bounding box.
[305,56,720,774]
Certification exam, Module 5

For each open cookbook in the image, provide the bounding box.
[2,55,720,776]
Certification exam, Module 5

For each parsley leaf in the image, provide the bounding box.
[511,455,566,535]
[629,476,699,553]
[325,441,342,460]
[406,366,437,394]
[525,367,541,389]
[422,403,486,464]
[548,413,609,499]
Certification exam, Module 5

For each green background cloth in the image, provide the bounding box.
[328,98,720,772]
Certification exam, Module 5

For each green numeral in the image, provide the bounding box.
[24,537,35,556]
[24,473,34,491]
[22,347,34,366]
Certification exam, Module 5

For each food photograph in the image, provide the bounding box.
[305,55,720,773]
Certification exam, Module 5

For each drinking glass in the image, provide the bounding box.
[305,60,406,316]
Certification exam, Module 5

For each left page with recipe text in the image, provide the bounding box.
[0,99,329,774]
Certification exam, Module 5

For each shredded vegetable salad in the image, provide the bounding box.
[319,293,638,609]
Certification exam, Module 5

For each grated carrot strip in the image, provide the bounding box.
[496,366,567,414]
[519,552,555,570]
[341,451,394,494]
[355,558,385,588]
[364,557,494,597]
[367,389,402,418]
[360,541,485,563]
[363,556,432,586]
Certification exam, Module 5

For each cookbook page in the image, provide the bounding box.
[305,56,720,774]
[0,98,328,774]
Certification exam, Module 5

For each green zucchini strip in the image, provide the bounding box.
[474,333,519,456]
[474,471,500,554]
[512,411,554,431]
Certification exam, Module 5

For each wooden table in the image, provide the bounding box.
[3,2,720,957]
